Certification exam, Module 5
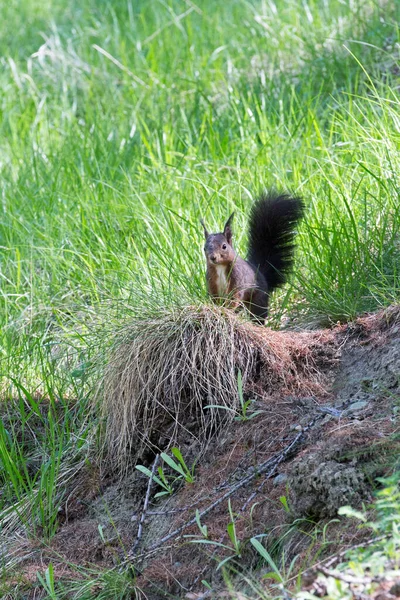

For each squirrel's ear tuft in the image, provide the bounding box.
[200,219,209,239]
[223,212,234,245]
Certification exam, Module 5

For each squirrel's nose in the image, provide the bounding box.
[210,255,216,262]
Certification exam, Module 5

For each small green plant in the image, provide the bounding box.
[160,447,196,484]
[36,564,57,600]
[187,500,243,570]
[279,495,290,513]
[205,370,264,422]
[60,563,141,600]
[195,509,208,539]
[135,464,174,498]
[225,499,242,561]
[234,370,264,422]
[136,447,196,498]
[339,473,400,535]
[250,537,286,584]
[296,474,400,600]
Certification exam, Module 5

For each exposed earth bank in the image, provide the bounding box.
[17,305,400,598]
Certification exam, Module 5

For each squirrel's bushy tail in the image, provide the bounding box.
[247,189,304,293]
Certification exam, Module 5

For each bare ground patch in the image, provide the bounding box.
[7,304,400,598]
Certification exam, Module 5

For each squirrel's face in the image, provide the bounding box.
[203,234,236,265]
[201,212,235,265]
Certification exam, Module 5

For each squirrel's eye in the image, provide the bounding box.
[222,243,227,250]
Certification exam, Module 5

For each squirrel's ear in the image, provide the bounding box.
[223,212,234,245]
[200,219,209,239]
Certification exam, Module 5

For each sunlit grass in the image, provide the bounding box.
[0,0,399,595]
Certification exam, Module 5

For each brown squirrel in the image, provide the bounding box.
[201,189,304,324]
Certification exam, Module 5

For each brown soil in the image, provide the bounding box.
[12,305,400,599]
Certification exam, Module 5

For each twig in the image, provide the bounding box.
[146,457,275,551]
[187,423,316,594]
[296,535,388,588]
[185,591,212,600]
[322,534,387,568]
[316,405,344,417]
[146,494,212,516]
[240,416,320,513]
[188,417,323,591]
[146,417,319,553]
[130,454,159,557]
[317,565,379,585]
[239,396,359,514]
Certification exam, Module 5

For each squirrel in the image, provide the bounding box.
[201,189,304,324]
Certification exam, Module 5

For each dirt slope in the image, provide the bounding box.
[16,306,400,598]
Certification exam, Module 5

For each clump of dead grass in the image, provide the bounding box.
[101,305,338,471]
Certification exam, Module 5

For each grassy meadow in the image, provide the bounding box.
[0,0,400,596]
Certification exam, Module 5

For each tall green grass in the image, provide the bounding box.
[0,0,399,594]
[1,2,399,355]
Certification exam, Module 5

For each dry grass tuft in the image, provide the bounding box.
[101,305,338,471]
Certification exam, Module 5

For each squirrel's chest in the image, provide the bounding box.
[209,264,230,297]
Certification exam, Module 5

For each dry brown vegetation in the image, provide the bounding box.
[102,305,339,471]
[6,305,399,599]
[94,304,399,597]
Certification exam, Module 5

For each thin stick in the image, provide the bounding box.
[239,399,353,514]
[130,454,160,557]
[146,418,319,553]
[314,534,387,570]
[184,419,321,593]
[317,565,379,585]
[240,416,319,513]
[146,493,213,516]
